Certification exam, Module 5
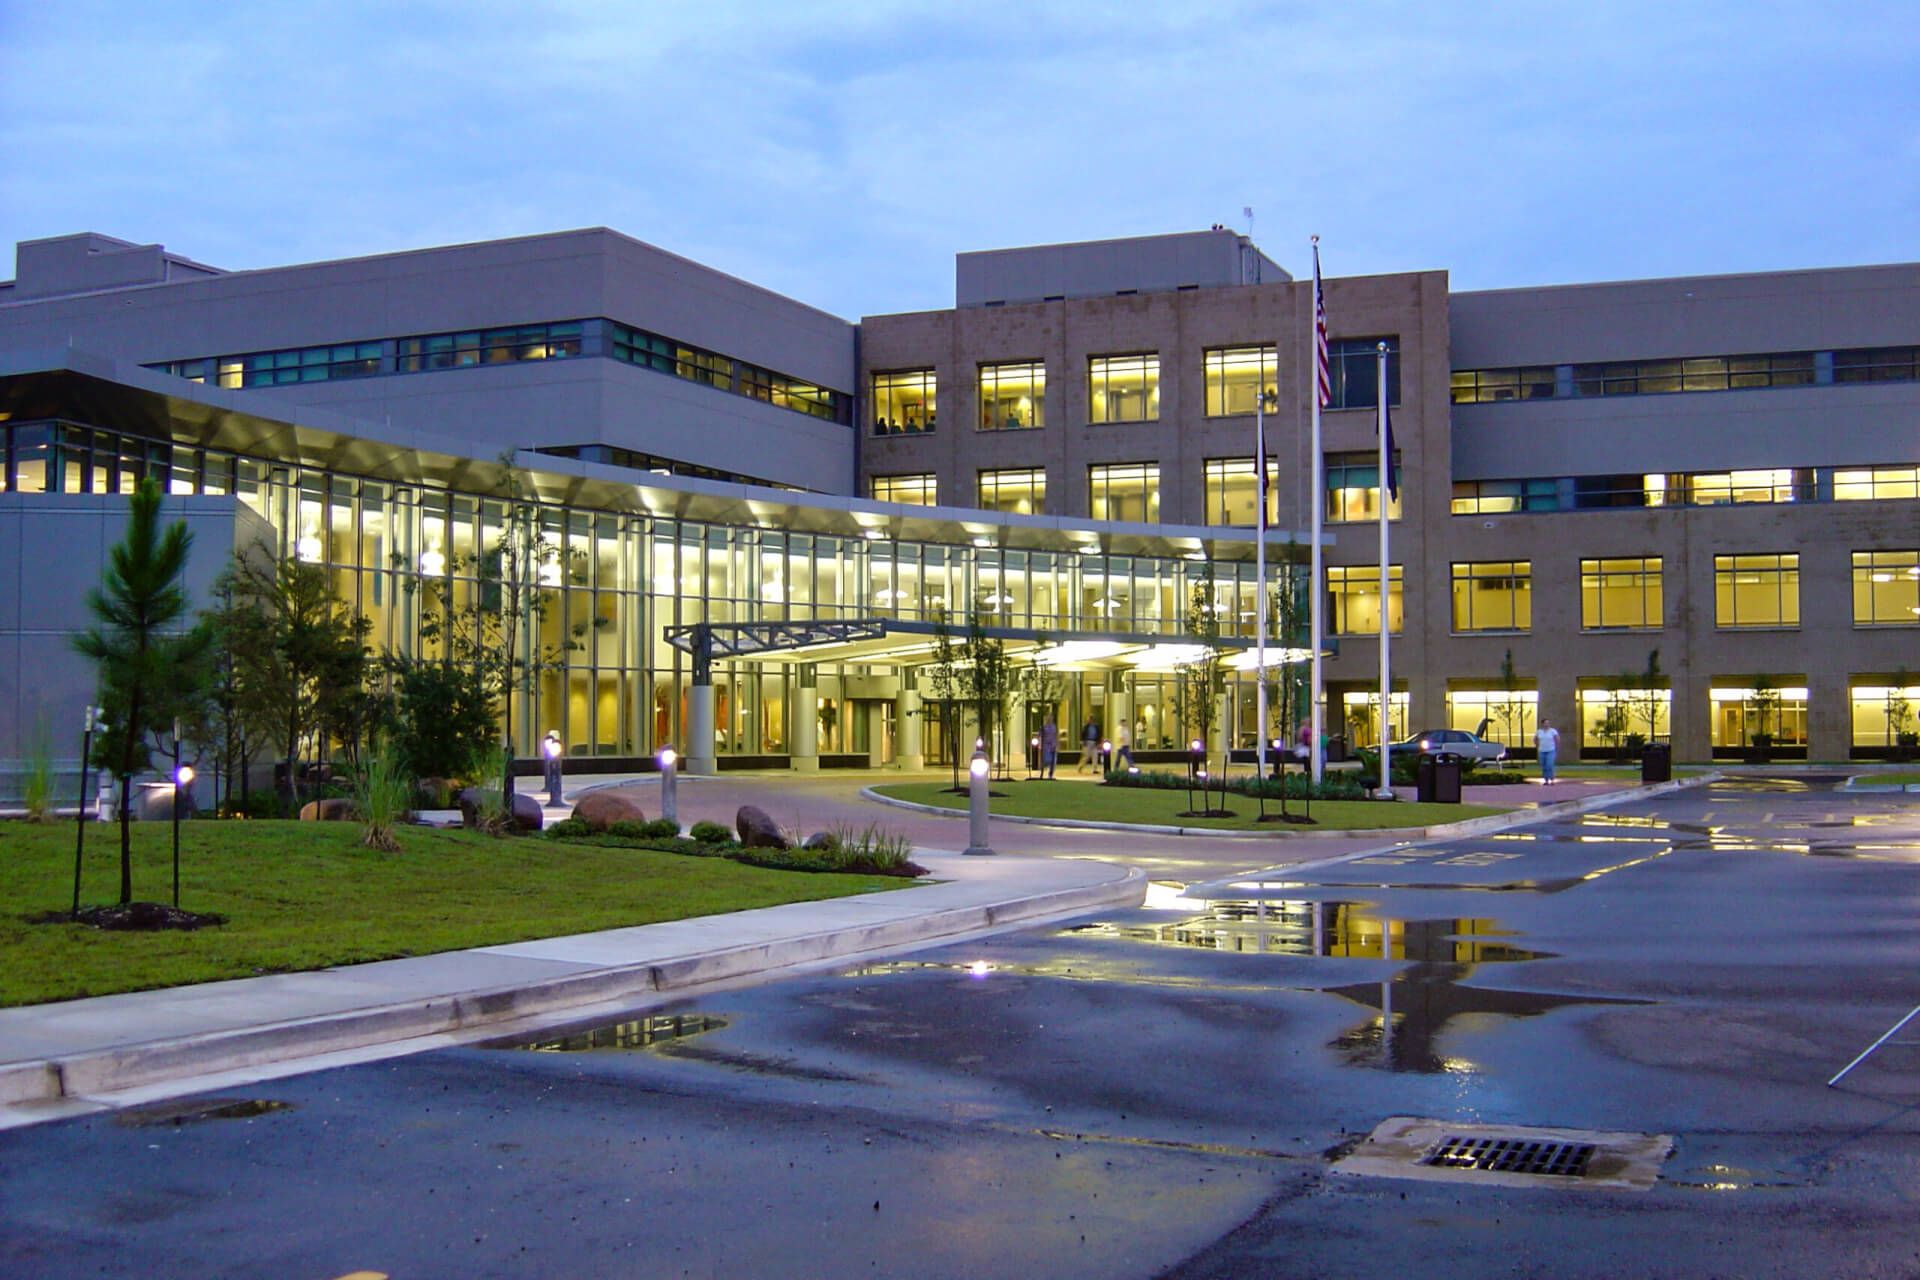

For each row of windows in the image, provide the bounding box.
[870,452,1402,525]
[1451,345,1920,403]
[870,339,1399,435]
[1451,464,1919,513]
[146,318,850,425]
[531,444,798,491]
[1321,551,1918,637]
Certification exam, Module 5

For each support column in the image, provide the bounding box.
[686,683,717,776]
[895,687,923,770]
[1004,698,1026,773]
[790,664,819,772]
[1215,690,1232,770]
[866,701,885,768]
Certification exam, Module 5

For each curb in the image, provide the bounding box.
[859,773,1720,842]
[0,866,1145,1109]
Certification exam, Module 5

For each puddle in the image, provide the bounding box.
[115,1098,294,1127]
[1067,901,1552,963]
[485,1013,726,1052]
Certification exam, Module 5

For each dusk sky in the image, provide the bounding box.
[2,1,1914,319]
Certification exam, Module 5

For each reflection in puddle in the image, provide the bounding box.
[1321,969,1636,1074]
[487,1013,726,1052]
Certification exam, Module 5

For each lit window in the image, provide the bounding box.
[1710,683,1809,749]
[1203,346,1276,417]
[872,369,936,435]
[1445,688,1538,748]
[870,474,937,506]
[978,362,1044,430]
[1340,689,1409,748]
[401,324,580,373]
[1325,451,1401,522]
[1578,685,1671,749]
[1326,338,1398,410]
[1685,469,1810,505]
[1088,463,1158,522]
[1449,366,1556,403]
[1581,557,1663,630]
[1852,550,1920,626]
[1834,465,1920,501]
[1088,354,1159,424]
[977,468,1046,515]
[1849,682,1920,749]
[1452,479,1558,514]
[1714,554,1799,628]
[1327,565,1402,636]
[1203,458,1279,526]
[1450,561,1531,632]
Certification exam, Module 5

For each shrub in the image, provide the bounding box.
[21,725,55,822]
[546,816,595,838]
[353,739,413,853]
[606,819,652,839]
[689,819,735,845]
[639,817,681,838]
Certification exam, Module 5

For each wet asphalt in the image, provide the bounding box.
[4,776,1919,1279]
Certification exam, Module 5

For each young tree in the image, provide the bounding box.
[1887,668,1916,758]
[963,613,1013,773]
[73,478,211,905]
[1636,649,1666,745]
[1262,556,1311,819]
[192,571,276,811]
[1496,648,1532,748]
[384,656,498,784]
[922,606,965,790]
[1177,568,1228,812]
[1019,637,1065,768]
[1748,675,1779,756]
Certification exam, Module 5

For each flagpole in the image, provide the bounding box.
[1308,238,1326,785]
[1375,339,1395,799]
[1255,377,1268,781]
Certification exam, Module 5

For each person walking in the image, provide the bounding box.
[1114,720,1133,770]
[542,730,565,806]
[1534,718,1561,786]
[1039,713,1059,779]
[1077,716,1099,773]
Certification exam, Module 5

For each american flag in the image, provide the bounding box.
[1312,240,1331,408]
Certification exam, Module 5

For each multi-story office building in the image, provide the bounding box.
[1,227,1913,776]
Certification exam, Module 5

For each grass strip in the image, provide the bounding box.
[871,781,1508,831]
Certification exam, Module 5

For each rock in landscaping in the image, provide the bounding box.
[571,788,647,831]
[802,831,837,850]
[736,804,789,849]
[458,788,546,833]
[298,797,355,821]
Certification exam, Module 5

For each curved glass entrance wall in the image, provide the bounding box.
[4,418,1280,760]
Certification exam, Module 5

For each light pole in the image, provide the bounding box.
[658,745,679,829]
[171,716,190,908]
[963,746,994,856]
[71,704,103,920]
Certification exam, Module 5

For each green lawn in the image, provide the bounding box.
[1865,770,1920,786]
[0,820,905,1007]
[873,781,1508,832]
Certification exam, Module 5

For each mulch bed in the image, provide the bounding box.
[29,902,227,931]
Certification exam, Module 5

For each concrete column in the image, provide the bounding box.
[1807,667,1851,763]
[1107,687,1129,752]
[866,701,885,768]
[790,667,819,773]
[1004,698,1026,772]
[1214,690,1232,769]
[896,687,923,770]
[686,683,717,776]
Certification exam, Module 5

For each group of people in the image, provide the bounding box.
[1032,713,1132,779]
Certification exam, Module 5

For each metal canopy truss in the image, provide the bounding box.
[663,617,1333,683]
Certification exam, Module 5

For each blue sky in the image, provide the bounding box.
[2,1,1914,318]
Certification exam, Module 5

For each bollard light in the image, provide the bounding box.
[171,717,184,909]
[964,747,994,856]
[1028,734,1040,779]
[658,745,679,828]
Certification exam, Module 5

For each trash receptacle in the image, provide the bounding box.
[1417,754,1463,804]
[1327,735,1348,763]
[1640,742,1671,783]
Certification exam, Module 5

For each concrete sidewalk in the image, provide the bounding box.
[0,848,1144,1128]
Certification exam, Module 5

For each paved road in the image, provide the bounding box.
[4,775,1918,1278]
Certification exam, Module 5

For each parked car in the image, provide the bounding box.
[1384,729,1509,765]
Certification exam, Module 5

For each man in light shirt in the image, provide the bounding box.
[1534,719,1561,786]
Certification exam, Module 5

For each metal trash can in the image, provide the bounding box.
[1416,754,1463,804]
[1640,742,1671,783]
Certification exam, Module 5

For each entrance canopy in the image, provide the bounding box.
[665,617,1322,682]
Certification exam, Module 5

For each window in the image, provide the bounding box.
[1088,354,1159,424]
[1325,451,1402,522]
[1684,469,1811,505]
[1715,553,1799,628]
[1581,557,1663,630]
[1327,338,1399,410]
[1203,458,1279,526]
[872,369,936,435]
[1710,684,1809,749]
[1579,685,1671,748]
[1446,688,1538,747]
[1852,550,1920,625]
[1327,565,1402,636]
[227,341,385,386]
[400,323,580,372]
[977,468,1046,515]
[1452,479,1558,514]
[1450,367,1556,403]
[1834,465,1920,501]
[1573,474,1659,509]
[869,474,937,506]
[1340,689,1410,748]
[1833,346,1920,384]
[145,358,213,384]
[1451,561,1531,632]
[739,364,843,421]
[1088,463,1159,522]
[978,361,1045,430]
[1203,346,1276,416]
[1850,681,1920,748]
[610,324,677,374]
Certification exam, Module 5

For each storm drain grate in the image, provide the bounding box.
[1422,1135,1595,1178]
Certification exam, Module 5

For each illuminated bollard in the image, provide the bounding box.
[658,746,679,829]
[964,747,994,856]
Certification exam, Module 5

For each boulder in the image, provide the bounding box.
[802,831,837,850]
[736,804,789,849]
[571,789,647,831]
[458,788,545,833]
[298,797,356,821]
